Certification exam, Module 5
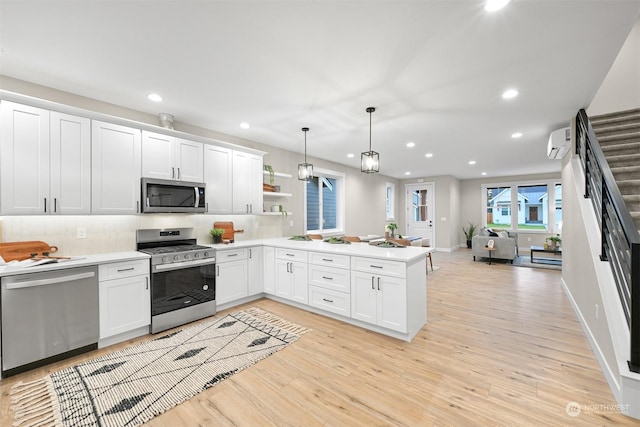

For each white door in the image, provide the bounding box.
[405,182,435,245]
[350,271,377,325]
[216,259,248,305]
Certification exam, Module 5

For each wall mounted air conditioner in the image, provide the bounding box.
[547,127,571,159]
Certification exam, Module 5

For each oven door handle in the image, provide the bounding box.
[154,258,216,271]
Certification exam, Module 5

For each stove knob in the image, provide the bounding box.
[194,252,200,258]
[204,251,210,257]
[184,253,190,260]
[162,256,168,263]
[174,255,180,261]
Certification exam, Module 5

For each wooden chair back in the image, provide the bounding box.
[341,236,361,242]
[307,234,323,240]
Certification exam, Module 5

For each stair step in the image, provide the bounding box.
[600,140,640,155]
[611,166,640,181]
[592,115,640,131]
[590,108,640,124]
[630,211,640,230]
[597,131,640,145]
[624,195,640,214]
[606,153,640,167]
[616,179,640,196]
[593,121,640,135]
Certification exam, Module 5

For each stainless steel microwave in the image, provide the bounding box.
[141,178,206,213]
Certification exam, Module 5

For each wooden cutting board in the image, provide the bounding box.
[213,222,244,243]
[0,241,59,262]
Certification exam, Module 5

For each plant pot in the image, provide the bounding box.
[212,235,223,244]
[466,240,472,249]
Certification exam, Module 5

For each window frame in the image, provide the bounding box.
[303,167,345,236]
[385,182,396,221]
[481,179,562,233]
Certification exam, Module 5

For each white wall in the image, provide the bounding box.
[0,76,400,253]
[588,17,640,116]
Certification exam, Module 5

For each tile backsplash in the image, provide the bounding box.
[0,214,287,256]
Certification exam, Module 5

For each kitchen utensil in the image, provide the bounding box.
[0,241,59,262]
[212,222,244,243]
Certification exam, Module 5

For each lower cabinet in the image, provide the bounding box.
[98,259,150,340]
[309,285,350,317]
[274,258,308,304]
[247,246,263,296]
[216,248,248,305]
[263,246,275,294]
[351,271,407,333]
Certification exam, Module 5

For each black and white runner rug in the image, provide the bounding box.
[10,308,308,427]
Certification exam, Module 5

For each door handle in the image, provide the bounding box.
[171,167,175,179]
[371,276,374,289]
[377,277,381,290]
[54,198,57,213]
[145,277,149,290]
[44,198,47,213]
[216,265,220,276]
[177,167,181,180]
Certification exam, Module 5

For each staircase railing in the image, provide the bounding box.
[576,109,640,373]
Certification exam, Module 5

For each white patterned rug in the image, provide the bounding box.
[10,308,308,427]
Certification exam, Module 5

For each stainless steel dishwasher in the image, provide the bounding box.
[1,266,99,377]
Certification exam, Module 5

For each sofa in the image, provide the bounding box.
[472,229,518,263]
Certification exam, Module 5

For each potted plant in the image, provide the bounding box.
[387,223,398,238]
[546,234,562,249]
[210,228,224,244]
[462,222,478,248]
[263,164,275,185]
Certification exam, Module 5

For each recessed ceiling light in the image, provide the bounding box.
[511,132,523,138]
[468,160,476,165]
[425,153,433,158]
[405,171,411,176]
[147,93,163,102]
[347,153,354,158]
[502,89,519,99]
[485,0,511,12]
[240,122,250,129]
[481,172,487,176]
[406,142,415,148]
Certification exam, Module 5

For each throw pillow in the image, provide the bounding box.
[496,230,509,238]
[488,230,499,237]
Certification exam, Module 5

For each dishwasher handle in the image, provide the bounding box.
[5,271,96,290]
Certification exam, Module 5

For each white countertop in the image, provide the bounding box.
[0,251,149,277]
[208,237,431,263]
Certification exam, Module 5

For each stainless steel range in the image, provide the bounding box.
[136,228,216,333]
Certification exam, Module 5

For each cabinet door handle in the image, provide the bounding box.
[216,265,220,276]
[370,264,383,269]
[171,167,175,179]
[246,204,249,213]
[206,202,209,213]
[322,276,333,280]
[322,298,334,303]
[249,249,252,259]
[117,267,135,272]
[137,201,140,213]
[145,277,149,290]
[177,167,181,180]
[54,198,57,213]
[377,277,381,291]
[371,276,374,289]
[44,198,47,213]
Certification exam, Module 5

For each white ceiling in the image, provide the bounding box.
[1,1,639,179]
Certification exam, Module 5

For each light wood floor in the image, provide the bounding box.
[1,249,636,426]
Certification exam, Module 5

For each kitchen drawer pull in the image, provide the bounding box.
[285,253,295,257]
[322,258,333,262]
[322,276,333,280]
[117,267,135,272]
[370,264,383,269]
[227,253,239,257]
[322,298,334,303]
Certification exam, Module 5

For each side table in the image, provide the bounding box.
[485,246,496,265]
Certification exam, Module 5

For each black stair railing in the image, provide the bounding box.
[576,109,640,373]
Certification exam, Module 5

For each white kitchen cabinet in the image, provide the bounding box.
[232,150,263,214]
[263,246,275,294]
[0,102,90,215]
[98,259,150,340]
[247,246,263,296]
[203,144,233,214]
[216,248,248,305]
[92,120,142,214]
[351,271,407,333]
[274,258,308,304]
[141,131,203,182]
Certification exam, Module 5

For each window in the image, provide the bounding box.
[482,180,563,232]
[385,182,395,220]
[305,168,345,235]
[486,186,511,228]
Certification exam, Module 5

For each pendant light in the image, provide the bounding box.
[361,107,379,173]
[298,127,313,181]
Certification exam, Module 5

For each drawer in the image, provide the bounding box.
[308,252,350,269]
[309,285,350,317]
[99,259,149,281]
[308,264,350,293]
[351,256,406,278]
[216,248,248,263]
[275,248,308,262]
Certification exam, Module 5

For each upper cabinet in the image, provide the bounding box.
[91,120,142,214]
[232,150,263,214]
[203,144,233,214]
[141,131,203,182]
[0,101,91,215]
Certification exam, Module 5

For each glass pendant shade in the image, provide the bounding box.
[361,151,379,173]
[298,127,313,181]
[298,162,314,180]
[361,107,379,173]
